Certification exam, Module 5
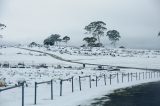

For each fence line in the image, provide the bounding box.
[95,74,106,87]
[60,77,74,96]
[79,75,91,91]
[0,82,24,106]
[34,80,53,105]
[1,71,160,106]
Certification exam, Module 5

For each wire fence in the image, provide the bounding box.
[0,71,160,106]
[0,82,25,106]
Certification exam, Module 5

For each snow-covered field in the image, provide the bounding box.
[0,46,160,106]
[21,45,160,69]
[0,47,80,66]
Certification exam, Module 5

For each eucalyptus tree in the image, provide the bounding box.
[63,36,70,45]
[107,30,121,47]
[44,34,61,46]
[0,23,6,39]
[0,23,6,30]
[83,37,97,47]
[84,21,107,46]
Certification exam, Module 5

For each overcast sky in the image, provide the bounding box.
[0,0,160,49]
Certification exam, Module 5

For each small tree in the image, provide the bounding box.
[29,42,38,47]
[43,34,61,46]
[83,37,97,47]
[63,36,70,45]
[0,23,6,39]
[158,32,160,37]
[44,38,54,46]
[57,38,62,46]
[107,30,121,47]
[0,23,6,30]
[50,34,61,45]
[83,37,90,44]
[84,21,107,46]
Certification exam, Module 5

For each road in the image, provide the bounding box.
[17,47,160,72]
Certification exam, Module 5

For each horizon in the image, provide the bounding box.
[0,0,160,49]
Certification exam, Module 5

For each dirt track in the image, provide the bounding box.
[17,47,160,72]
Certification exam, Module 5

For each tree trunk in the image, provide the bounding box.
[113,41,116,48]
[97,35,100,44]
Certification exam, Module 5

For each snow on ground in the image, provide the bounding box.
[22,46,160,69]
[0,47,81,67]
[0,68,160,106]
[0,46,160,106]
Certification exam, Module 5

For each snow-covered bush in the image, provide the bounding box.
[0,78,6,87]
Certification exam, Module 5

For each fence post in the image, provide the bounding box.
[79,76,81,91]
[128,73,129,82]
[60,80,62,96]
[139,72,141,80]
[72,77,74,93]
[34,82,37,105]
[145,71,147,79]
[83,64,85,68]
[143,72,144,79]
[22,82,24,106]
[51,80,53,100]
[122,73,124,83]
[131,73,133,81]
[136,72,138,80]
[149,72,151,79]
[89,75,91,88]
[117,73,119,83]
[104,74,106,85]
[110,74,112,85]
[96,76,98,87]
